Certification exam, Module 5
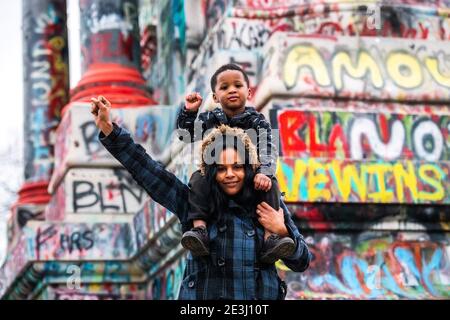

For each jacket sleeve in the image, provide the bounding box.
[280,200,311,272]
[252,114,278,177]
[176,104,198,143]
[99,123,190,227]
[176,105,212,143]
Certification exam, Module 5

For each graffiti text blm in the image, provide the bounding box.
[72,180,145,213]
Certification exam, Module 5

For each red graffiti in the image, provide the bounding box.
[86,32,134,66]
[278,110,349,158]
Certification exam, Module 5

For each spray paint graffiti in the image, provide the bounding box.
[276,158,449,204]
[50,104,178,193]
[69,168,145,214]
[45,168,146,220]
[142,0,187,104]
[289,203,449,228]
[40,260,142,283]
[49,281,144,299]
[133,196,178,250]
[23,0,70,182]
[0,236,29,297]
[79,0,141,72]
[140,24,157,79]
[278,232,450,299]
[233,1,450,40]
[188,18,270,84]
[271,108,449,161]
[16,205,45,228]
[146,256,186,299]
[33,223,135,260]
[255,33,450,107]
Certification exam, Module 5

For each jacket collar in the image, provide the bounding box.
[212,106,257,124]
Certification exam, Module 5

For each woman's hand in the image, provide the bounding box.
[91,95,113,136]
[256,202,289,237]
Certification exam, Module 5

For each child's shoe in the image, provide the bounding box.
[181,226,210,256]
[260,234,295,264]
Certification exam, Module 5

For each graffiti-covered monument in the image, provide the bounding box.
[0,0,449,299]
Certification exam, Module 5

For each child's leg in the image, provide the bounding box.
[259,177,280,240]
[186,170,212,224]
[182,170,211,256]
[258,177,295,264]
[260,177,280,210]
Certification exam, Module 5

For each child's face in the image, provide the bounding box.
[213,70,251,114]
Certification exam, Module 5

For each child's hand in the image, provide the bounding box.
[91,95,113,136]
[254,173,272,192]
[185,92,202,112]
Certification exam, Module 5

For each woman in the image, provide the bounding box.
[92,96,311,300]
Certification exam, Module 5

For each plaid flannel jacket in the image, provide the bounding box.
[100,123,311,300]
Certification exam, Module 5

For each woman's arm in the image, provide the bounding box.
[91,96,190,226]
[99,123,190,226]
[256,201,311,272]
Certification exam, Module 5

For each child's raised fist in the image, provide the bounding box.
[185,92,203,112]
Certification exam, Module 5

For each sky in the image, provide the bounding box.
[0,0,22,267]
[0,1,23,149]
[0,0,81,203]
[0,0,81,265]
[0,0,80,154]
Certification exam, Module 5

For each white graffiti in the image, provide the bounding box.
[350,117,405,161]
[413,119,443,161]
[33,3,59,34]
[86,3,134,37]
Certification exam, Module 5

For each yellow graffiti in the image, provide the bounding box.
[276,159,447,204]
[49,36,65,51]
[283,44,331,89]
[282,43,449,93]
[333,50,384,90]
[276,159,306,202]
[425,57,450,88]
[329,160,367,202]
[418,164,445,201]
[308,160,331,201]
[393,162,419,202]
[386,51,423,89]
[366,163,395,202]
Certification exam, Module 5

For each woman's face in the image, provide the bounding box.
[215,148,245,196]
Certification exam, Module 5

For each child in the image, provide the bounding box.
[178,63,295,264]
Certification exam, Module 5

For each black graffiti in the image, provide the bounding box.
[36,225,95,255]
[17,208,44,228]
[218,23,271,51]
[60,231,94,253]
[79,121,102,155]
[36,225,58,254]
[73,180,144,213]
[229,57,256,77]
